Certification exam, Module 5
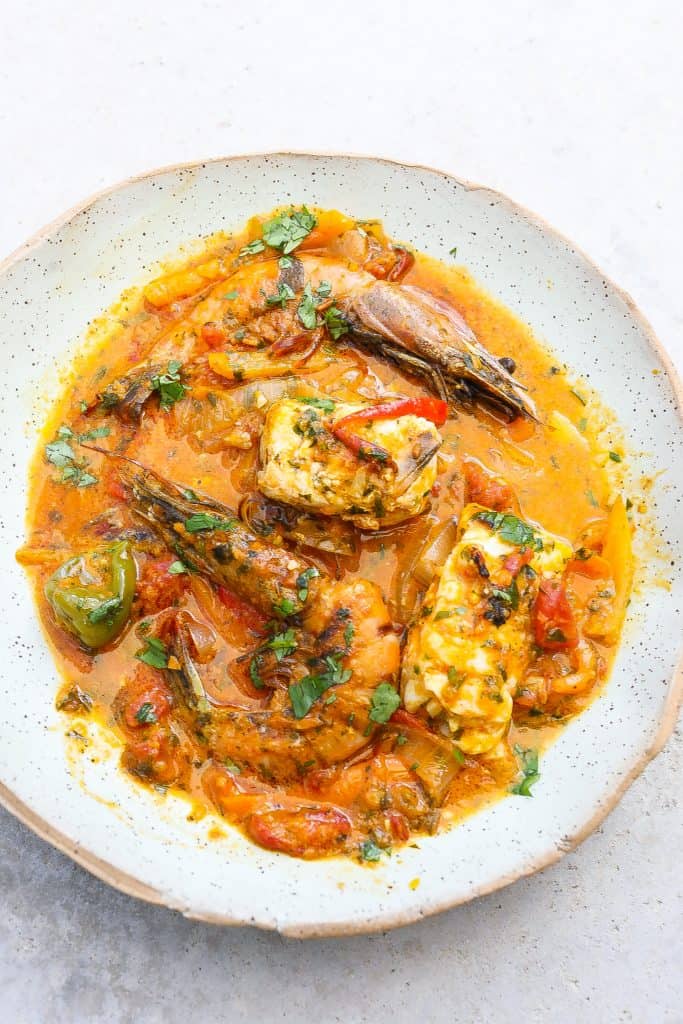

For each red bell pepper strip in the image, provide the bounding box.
[330,396,448,470]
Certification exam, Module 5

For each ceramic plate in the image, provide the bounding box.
[1,154,681,937]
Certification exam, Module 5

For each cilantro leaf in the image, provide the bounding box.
[510,744,540,796]
[369,682,400,724]
[262,207,317,254]
[297,282,319,329]
[87,596,123,625]
[168,560,187,575]
[296,566,319,603]
[151,361,187,411]
[45,439,76,467]
[135,702,158,725]
[297,395,336,413]
[266,628,298,662]
[265,282,295,309]
[135,636,168,670]
[184,513,236,533]
[474,510,543,551]
[289,654,352,719]
[240,238,266,256]
[359,840,382,862]
[323,305,350,340]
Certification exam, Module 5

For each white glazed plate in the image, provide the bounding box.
[1,154,681,937]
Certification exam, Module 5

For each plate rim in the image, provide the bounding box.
[2,150,682,936]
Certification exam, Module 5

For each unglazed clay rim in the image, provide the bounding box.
[1,151,681,936]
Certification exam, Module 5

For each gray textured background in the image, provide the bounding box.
[1,1,681,1021]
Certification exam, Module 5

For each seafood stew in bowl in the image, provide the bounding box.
[18,205,636,863]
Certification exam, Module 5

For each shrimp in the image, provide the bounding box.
[103,250,534,423]
[122,463,401,780]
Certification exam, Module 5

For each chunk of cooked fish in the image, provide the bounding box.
[401,504,573,754]
[257,397,440,530]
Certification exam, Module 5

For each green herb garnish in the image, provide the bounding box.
[151,360,187,411]
[510,744,540,797]
[87,596,123,625]
[359,840,382,862]
[267,628,298,662]
[135,636,168,670]
[240,238,266,256]
[168,560,188,575]
[289,654,351,718]
[265,282,295,309]
[474,510,543,551]
[262,206,317,254]
[297,282,319,329]
[297,395,336,413]
[368,682,400,724]
[184,513,236,533]
[296,566,319,603]
[323,305,349,340]
[135,702,158,725]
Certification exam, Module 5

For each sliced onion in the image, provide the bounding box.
[413,516,459,587]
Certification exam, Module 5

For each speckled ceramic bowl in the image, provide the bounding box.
[1,154,681,937]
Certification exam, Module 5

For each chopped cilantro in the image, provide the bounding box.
[184,513,236,532]
[240,238,266,256]
[151,360,187,411]
[297,282,319,329]
[265,282,295,309]
[297,395,336,413]
[87,596,123,625]
[249,655,265,689]
[474,510,543,551]
[168,560,187,575]
[135,636,168,670]
[273,597,296,616]
[266,628,298,662]
[289,654,351,718]
[369,682,400,724]
[449,246,458,257]
[323,305,349,340]
[510,744,540,796]
[296,566,319,603]
[135,702,158,725]
[262,207,317,254]
[609,451,622,463]
[434,609,454,621]
[359,839,382,862]
[222,289,239,300]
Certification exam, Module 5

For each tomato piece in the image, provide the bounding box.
[115,667,174,731]
[532,579,579,650]
[247,805,352,858]
[216,585,269,633]
[462,459,514,511]
[504,549,533,575]
[390,708,431,732]
[135,557,189,615]
[107,478,129,503]
[201,322,229,348]
[122,730,183,785]
[387,810,410,841]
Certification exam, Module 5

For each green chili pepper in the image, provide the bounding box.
[45,540,136,649]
